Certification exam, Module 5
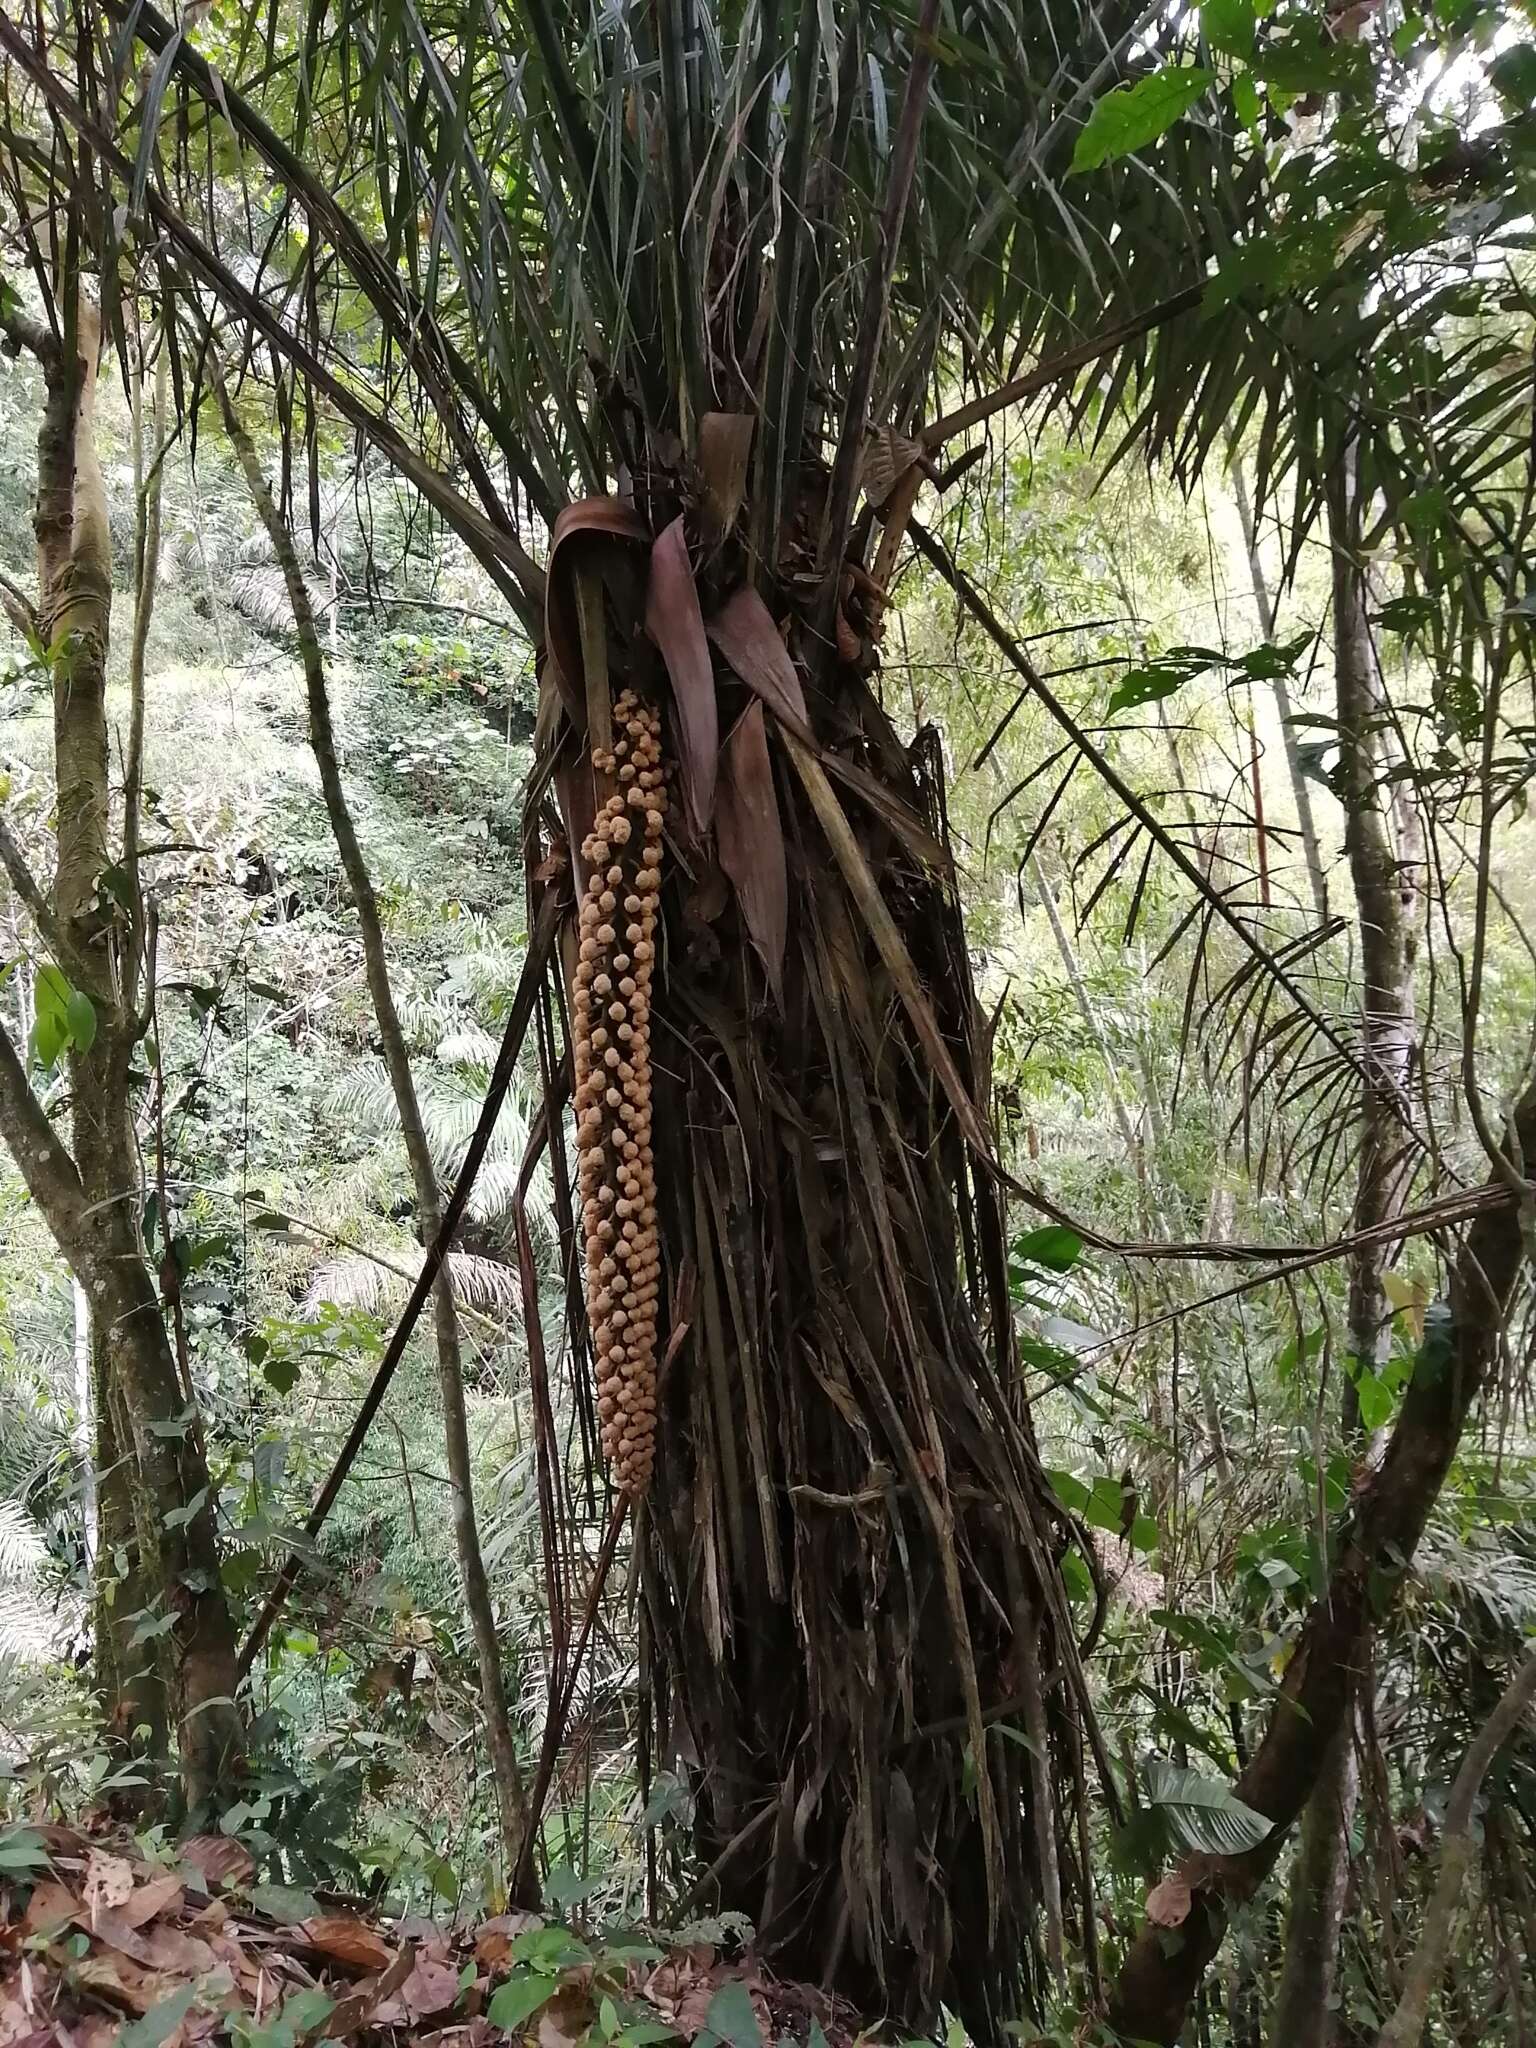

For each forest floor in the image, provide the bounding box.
[0,1818,863,2048]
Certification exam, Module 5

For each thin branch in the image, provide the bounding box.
[0,566,37,640]
[0,813,94,987]
[216,358,532,1874]
[0,1011,89,1263]
[0,286,56,364]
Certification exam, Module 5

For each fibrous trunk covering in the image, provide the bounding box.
[538,499,1086,2038]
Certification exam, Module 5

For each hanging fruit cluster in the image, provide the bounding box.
[573,691,666,1494]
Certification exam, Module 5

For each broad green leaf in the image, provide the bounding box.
[120,1987,200,2048]
[1060,1548,1093,1603]
[1143,1759,1274,1854]
[488,1971,556,2031]
[1086,1475,1128,1534]
[1045,1468,1090,1515]
[696,1980,762,2048]
[1353,1368,1396,1433]
[1071,65,1215,174]
[248,1883,320,1923]
[29,1006,68,1071]
[262,1355,301,1395]
[510,1925,593,1974]
[1201,0,1255,58]
[276,1990,334,2036]
[1259,28,1370,95]
[162,1487,210,1531]
[1272,1325,1325,1385]
[1491,44,1536,108]
[1129,1513,1160,1554]
[1013,1224,1083,1273]
[33,963,70,1021]
[0,1827,47,1873]
[1107,652,1214,716]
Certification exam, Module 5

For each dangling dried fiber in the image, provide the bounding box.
[572,692,667,1494]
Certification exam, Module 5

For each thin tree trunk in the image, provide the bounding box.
[72,1277,96,1572]
[1032,858,1232,1485]
[1272,450,1414,2041]
[1227,442,1328,921]
[1269,1717,1361,2047]
[2,287,243,1806]
[217,375,532,1889]
[1375,1646,1536,2048]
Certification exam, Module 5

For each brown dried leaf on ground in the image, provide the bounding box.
[83,1850,134,1917]
[397,1953,462,2022]
[298,1916,396,1976]
[20,1880,77,1938]
[178,1836,255,1889]
[118,1872,185,1929]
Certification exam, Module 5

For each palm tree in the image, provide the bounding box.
[87,1,1257,2022]
[4,0,1532,2037]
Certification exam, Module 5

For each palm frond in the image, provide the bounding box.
[305,1246,523,1317]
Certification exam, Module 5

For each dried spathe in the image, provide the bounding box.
[573,691,665,1494]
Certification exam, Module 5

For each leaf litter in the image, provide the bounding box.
[0,1825,860,2048]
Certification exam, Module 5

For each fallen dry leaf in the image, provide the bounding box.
[1145,1869,1194,1928]
[400,1955,462,2022]
[536,1983,594,2048]
[323,1941,416,2036]
[299,1914,396,1976]
[70,1951,155,2015]
[21,1879,77,1938]
[472,1911,541,1970]
[179,1836,255,1890]
[28,1823,87,1860]
[118,1872,184,1929]
[82,1906,157,1964]
[141,1923,218,1976]
[83,1851,135,1917]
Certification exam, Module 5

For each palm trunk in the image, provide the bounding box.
[218,375,532,1888]
[537,509,1088,2039]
